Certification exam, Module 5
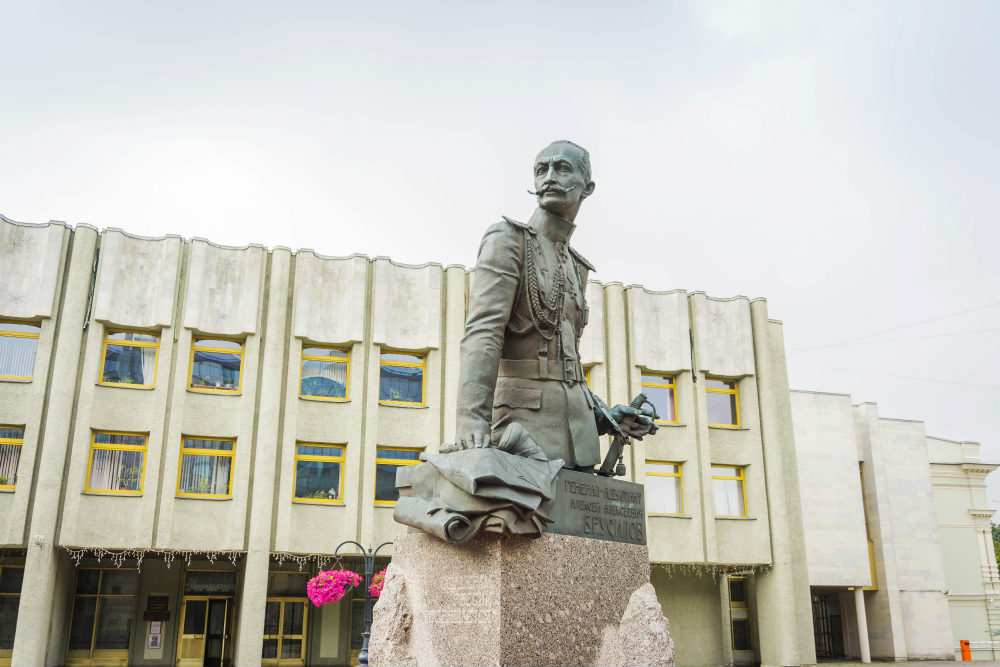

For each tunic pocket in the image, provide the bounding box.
[493,385,542,410]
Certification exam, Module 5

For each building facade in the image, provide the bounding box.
[0,213,991,667]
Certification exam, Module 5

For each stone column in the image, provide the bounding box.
[232,248,292,667]
[855,587,872,663]
[12,225,97,667]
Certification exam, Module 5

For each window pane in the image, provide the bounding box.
[706,378,734,390]
[282,601,304,635]
[0,596,18,649]
[184,571,237,596]
[179,454,232,495]
[100,570,137,596]
[729,578,748,605]
[645,463,678,475]
[76,569,101,595]
[375,464,402,503]
[0,427,24,440]
[296,445,343,458]
[379,365,423,403]
[107,331,157,343]
[0,335,38,378]
[707,392,738,425]
[194,338,241,350]
[263,600,281,635]
[713,478,745,516]
[68,597,98,650]
[376,447,421,461]
[294,459,341,501]
[732,617,752,651]
[380,353,422,364]
[303,347,348,359]
[300,359,347,398]
[0,323,40,335]
[183,439,234,451]
[0,443,21,486]
[0,567,23,594]
[640,374,671,385]
[102,344,155,385]
[267,573,310,597]
[641,384,676,422]
[94,596,133,649]
[93,433,146,447]
[262,638,278,658]
[712,466,740,477]
[183,599,207,634]
[281,638,303,658]
[88,449,144,492]
[191,350,241,390]
[646,475,681,514]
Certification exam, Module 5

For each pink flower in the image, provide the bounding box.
[306,569,363,607]
[369,569,386,599]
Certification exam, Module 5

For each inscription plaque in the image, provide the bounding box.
[542,468,646,545]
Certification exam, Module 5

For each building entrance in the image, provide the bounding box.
[178,597,234,667]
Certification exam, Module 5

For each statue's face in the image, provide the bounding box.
[533,144,595,217]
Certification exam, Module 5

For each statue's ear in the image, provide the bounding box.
[581,180,596,199]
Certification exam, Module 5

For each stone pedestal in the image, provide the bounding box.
[369,532,673,667]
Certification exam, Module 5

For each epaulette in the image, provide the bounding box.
[569,246,596,272]
[501,216,537,234]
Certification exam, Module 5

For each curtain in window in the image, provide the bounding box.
[89,450,144,491]
[0,337,37,377]
[713,479,743,516]
[0,444,20,484]
[179,454,231,495]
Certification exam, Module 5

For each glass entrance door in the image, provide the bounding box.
[178,597,233,667]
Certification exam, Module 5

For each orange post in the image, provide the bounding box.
[960,640,972,661]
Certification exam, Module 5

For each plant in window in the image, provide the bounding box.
[116,465,142,491]
[306,569,362,607]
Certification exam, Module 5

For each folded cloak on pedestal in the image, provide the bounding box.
[393,423,563,545]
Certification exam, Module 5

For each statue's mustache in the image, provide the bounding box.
[526,184,577,196]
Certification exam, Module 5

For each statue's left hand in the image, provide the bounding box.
[608,404,656,439]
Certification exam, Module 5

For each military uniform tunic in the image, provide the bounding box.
[456,209,604,468]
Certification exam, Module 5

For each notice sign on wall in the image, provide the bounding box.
[542,468,647,545]
[143,595,170,621]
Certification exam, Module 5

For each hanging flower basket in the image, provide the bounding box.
[306,569,362,607]
[369,569,386,599]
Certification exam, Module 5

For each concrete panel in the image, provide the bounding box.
[692,294,755,377]
[183,239,265,335]
[627,287,690,373]
[650,568,725,667]
[578,281,606,365]
[292,251,368,344]
[92,229,181,328]
[371,258,442,351]
[0,216,66,319]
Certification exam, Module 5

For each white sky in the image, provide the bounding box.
[3,1,999,506]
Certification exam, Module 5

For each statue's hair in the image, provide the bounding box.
[545,140,592,181]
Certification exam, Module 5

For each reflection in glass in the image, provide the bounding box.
[646,474,681,515]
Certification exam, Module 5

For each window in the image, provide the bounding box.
[300,345,349,400]
[86,432,147,495]
[0,566,23,656]
[645,461,682,515]
[728,576,754,652]
[641,374,678,423]
[293,444,344,504]
[374,446,422,505]
[706,378,740,427]
[0,427,24,490]
[67,568,138,662]
[712,465,747,518]
[99,330,159,387]
[0,321,40,381]
[189,337,243,393]
[263,572,309,666]
[177,437,235,498]
[378,352,425,406]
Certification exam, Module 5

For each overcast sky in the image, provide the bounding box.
[3,1,998,506]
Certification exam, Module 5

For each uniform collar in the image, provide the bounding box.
[528,207,576,243]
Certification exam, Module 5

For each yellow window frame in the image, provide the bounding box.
[0,564,22,663]
[711,465,748,518]
[706,377,741,428]
[85,431,148,495]
[378,352,426,406]
[0,426,24,490]
[727,575,754,653]
[262,596,308,667]
[189,336,244,394]
[176,437,236,499]
[292,443,345,504]
[98,328,159,388]
[299,345,350,402]
[641,373,679,424]
[645,460,683,515]
[0,320,41,381]
[65,567,138,666]
[374,446,423,506]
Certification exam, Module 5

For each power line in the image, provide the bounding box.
[789,300,1000,354]
[789,362,1000,390]
[790,328,1000,351]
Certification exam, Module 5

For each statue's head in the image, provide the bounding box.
[532,140,596,220]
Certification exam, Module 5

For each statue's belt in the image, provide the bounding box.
[498,358,585,384]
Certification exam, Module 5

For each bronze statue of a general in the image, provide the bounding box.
[451,140,653,470]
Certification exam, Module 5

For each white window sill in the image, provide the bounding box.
[715,516,756,521]
[708,426,751,431]
[654,422,687,428]
[0,378,32,383]
[175,495,233,501]
[81,491,143,497]
[186,388,242,396]
[378,402,429,409]
[96,382,156,390]
[291,500,346,506]
[299,396,351,404]
[648,514,692,519]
